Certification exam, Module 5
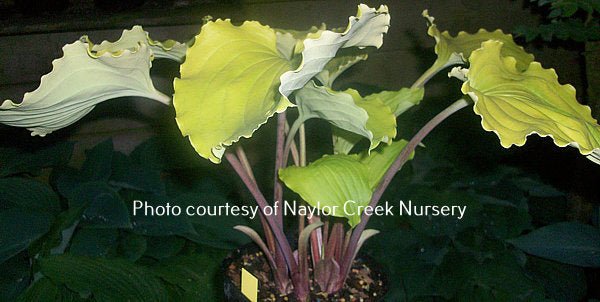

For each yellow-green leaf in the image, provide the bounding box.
[367,87,424,117]
[332,88,423,154]
[422,10,534,76]
[462,40,600,163]
[279,155,371,227]
[358,140,411,189]
[279,140,412,227]
[173,19,294,163]
[279,4,390,98]
[0,41,170,137]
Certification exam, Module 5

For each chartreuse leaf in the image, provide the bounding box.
[358,139,410,189]
[0,41,170,137]
[173,19,294,163]
[85,25,187,62]
[422,10,533,76]
[462,40,600,164]
[332,88,423,154]
[279,140,409,227]
[280,155,371,227]
[40,254,168,301]
[369,87,425,117]
[279,4,390,98]
[295,82,396,152]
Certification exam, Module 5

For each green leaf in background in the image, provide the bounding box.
[128,194,197,237]
[173,19,293,164]
[173,193,251,249]
[279,4,390,98]
[0,177,60,214]
[67,182,131,229]
[461,40,600,164]
[332,88,423,154]
[508,221,600,267]
[84,25,187,62]
[526,256,587,301]
[144,236,186,260]
[295,82,396,152]
[17,278,85,302]
[0,142,73,177]
[0,255,30,301]
[69,228,119,257]
[0,208,54,263]
[80,139,114,182]
[117,232,147,262]
[40,254,168,302]
[422,10,534,75]
[110,151,165,195]
[0,39,170,137]
[152,253,226,301]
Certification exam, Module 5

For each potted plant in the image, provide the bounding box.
[1,3,599,301]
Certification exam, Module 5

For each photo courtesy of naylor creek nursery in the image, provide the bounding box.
[0,0,599,301]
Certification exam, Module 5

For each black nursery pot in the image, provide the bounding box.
[222,244,388,302]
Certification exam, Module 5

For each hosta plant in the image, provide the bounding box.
[2,3,599,301]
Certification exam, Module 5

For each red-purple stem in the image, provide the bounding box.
[337,98,470,288]
[225,152,304,295]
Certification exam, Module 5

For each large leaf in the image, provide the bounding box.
[0,177,60,214]
[17,278,85,302]
[151,252,226,301]
[0,142,73,177]
[0,255,30,301]
[332,88,423,154]
[279,155,371,227]
[85,25,186,62]
[295,82,396,152]
[0,40,170,137]
[40,254,168,302]
[67,182,131,229]
[422,10,534,75]
[279,4,390,98]
[279,140,409,227]
[461,40,600,163]
[507,222,600,267]
[174,19,293,164]
[0,209,54,263]
[69,228,119,257]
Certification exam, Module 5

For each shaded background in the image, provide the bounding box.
[0,0,598,301]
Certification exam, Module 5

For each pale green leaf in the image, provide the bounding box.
[422,10,534,75]
[294,82,396,152]
[332,88,423,154]
[462,40,600,163]
[279,4,390,98]
[85,25,187,62]
[0,41,170,137]
[279,155,371,227]
[315,53,369,87]
[173,19,293,163]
